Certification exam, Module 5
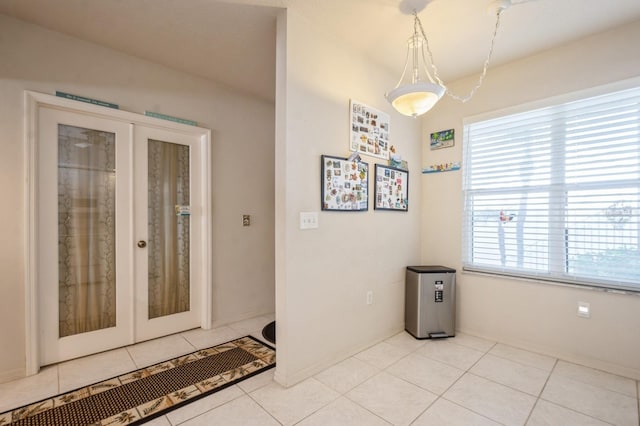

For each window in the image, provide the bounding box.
[462,85,640,292]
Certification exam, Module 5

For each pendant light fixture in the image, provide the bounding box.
[386,0,509,117]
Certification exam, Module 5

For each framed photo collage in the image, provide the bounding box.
[322,100,409,212]
[321,155,409,212]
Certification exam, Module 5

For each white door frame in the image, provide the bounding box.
[24,90,212,375]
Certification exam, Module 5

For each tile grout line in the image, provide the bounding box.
[172,362,277,426]
[170,386,247,426]
[550,365,640,400]
[446,334,635,399]
[180,333,198,352]
[537,360,623,426]
[433,347,500,422]
[434,396,507,426]
[447,335,497,354]
[404,395,438,425]
[289,383,343,426]
[454,340,556,416]
[243,379,321,426]
[432,338,585,424]
[406,339,501,425]
[463,346,557,398]
[524,357,559,425]
[484,348,556,374]
[231,387,285,426]
[339,380,398,426]
[56,363,61,397]
[548,368,640,400]
[535,400,618,426]
[460,336,638,400]
[341,338,433,425]
[378,366,439,425]
[354,337,426,423]
[124,343,138,369]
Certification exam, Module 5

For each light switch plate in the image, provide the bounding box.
[299,212,319,229]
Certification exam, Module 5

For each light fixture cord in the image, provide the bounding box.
[415,9,503,103]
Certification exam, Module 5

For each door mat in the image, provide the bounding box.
[1,336,275,425]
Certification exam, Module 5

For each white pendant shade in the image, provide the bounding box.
[386,82,445,117]
[386,5,504,117]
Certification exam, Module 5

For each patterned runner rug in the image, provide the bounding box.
[1,336,276,425]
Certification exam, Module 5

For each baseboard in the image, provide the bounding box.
[210,309,274,329]
[274,323,403,387]
[457,327,640,380]
[0,367,26,385]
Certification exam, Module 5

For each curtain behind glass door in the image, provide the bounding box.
[58,124,116,337]
[147,139,190,319]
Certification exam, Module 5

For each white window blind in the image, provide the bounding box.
[462,86,640,292]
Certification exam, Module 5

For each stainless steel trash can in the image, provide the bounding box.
[405,265,456,339]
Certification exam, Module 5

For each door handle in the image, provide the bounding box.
[137,240,147,248]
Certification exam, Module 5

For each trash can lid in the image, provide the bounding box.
[407,265,456,273]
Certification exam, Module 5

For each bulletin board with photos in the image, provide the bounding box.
[321,155,369,211]
[374,164,409,211]
[349,100,391,160]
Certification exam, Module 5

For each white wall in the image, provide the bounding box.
[274,9,423,386]
[421,20,640,379]
[0,14,275,382]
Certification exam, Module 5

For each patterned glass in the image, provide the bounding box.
[58,124,116,337]
[147,139,190,319]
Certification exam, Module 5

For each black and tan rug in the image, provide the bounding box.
[0,336,276,425]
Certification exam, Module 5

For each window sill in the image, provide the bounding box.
[461,267,640,296]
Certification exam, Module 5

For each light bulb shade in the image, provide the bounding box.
[386,82,445,117]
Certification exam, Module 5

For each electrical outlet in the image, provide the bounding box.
[577,301,590,318]
[366,290,373,305]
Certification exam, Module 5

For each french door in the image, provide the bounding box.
[36,103,209,366]
[133,126,204,342]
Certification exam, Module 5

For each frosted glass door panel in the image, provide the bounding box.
[58,124,117,336]
[147,140,190,319]
[38,106,133,366]
[134,125,202,342]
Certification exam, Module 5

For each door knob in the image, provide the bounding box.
[137,240,147,248]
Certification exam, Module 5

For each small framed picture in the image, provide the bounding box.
[374,164,408,211]
[321,155,369,211]
[430,129,455,150]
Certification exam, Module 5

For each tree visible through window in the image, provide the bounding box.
[462,85,640,291]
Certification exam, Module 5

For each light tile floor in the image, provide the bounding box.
[1,314,639,425]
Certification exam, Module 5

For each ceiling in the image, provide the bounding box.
[1,0,639,102]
